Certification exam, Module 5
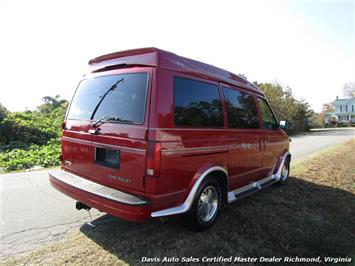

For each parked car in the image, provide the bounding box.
[49,48,291,231]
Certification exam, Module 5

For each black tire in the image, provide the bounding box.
[183,177,222,231]
[275,157,290,186]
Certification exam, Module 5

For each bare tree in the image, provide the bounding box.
[343,82,355,98]
[322,103,334,113]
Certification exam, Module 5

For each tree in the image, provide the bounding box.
[38,95,68,114]
[0,103,8,122]
[254,82,313,133]
[322,103,334,113]
[343,82,355,98]
[309,112,323,128]
[311,103,334,128]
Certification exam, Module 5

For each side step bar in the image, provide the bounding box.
[227,175,278,203]
[227,152,290,203]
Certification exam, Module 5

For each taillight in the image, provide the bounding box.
[146,142,161,177]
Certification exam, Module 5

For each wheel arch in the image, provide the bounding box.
[207,170,228,203]
[275,150,291,180]
[151,164,228,217]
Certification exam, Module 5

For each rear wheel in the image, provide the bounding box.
[183,177,221,231]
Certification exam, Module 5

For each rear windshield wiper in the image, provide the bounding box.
[91,116,134,128]
[90,78,124,120]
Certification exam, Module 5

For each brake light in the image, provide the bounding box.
[146,142,161,177]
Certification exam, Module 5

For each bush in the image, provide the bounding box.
[0,96,68,172]
[0,112,56,146]
[0,139,61,172]
[0,101,68,147]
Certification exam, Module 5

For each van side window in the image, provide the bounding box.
[173,77,224,127]
[257,98,278,129]
[223,87,259,128]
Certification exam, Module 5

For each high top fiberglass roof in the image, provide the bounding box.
[89,47,261,94]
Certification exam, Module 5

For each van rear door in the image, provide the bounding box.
[62,68,152,194]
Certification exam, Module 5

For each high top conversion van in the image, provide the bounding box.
[49,48,291,231]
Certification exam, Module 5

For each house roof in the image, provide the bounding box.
[88,47,262,94]
[333,97,355,106]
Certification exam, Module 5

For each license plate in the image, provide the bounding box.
[94,147,120,169]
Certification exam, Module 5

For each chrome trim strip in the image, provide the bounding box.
[152,189,187,199]
[150,127,262,132]
[49,170,149,206]
[62,136,146,154]
[162,145,228,155]
[162,143,258,156]
[150,127,225,131]
[151,166,228,218]
[227,151,290,203]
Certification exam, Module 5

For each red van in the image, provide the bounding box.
[49,48,291,231]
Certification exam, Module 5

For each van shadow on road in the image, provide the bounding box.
[80,176,355,265]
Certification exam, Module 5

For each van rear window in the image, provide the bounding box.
[173,77,224,127]
[67,73,148,124]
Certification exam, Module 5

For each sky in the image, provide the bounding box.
[0,0,354,112]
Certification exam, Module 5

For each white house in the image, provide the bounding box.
[325,96,355,126]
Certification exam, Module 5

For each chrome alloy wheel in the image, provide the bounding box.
[280,160,289,181]
[197,186,219,223]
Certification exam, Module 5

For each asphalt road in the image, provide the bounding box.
[290,128,355,160]
[1,128,354,259]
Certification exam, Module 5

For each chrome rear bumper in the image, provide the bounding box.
[49,170,149,206]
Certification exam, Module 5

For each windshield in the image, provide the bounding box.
[67,73,149,124]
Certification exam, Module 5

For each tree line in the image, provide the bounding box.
[254,82,313,133]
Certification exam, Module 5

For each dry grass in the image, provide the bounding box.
[2,140,355,265]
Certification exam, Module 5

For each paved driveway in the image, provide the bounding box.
[290,128,354,160]
[0,169,101,259]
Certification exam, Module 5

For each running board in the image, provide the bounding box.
[227,151,290,203]
[227,175,278,203]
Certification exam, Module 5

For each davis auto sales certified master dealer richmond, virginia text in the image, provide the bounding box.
[141,256,352,263]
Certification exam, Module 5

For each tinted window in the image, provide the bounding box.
[174,77,223,127]
[257,98,278,129]
[223,88,259,128]
[67,73,148,124]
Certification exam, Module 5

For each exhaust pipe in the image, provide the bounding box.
[76,201,91,211]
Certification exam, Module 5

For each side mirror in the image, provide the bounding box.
[279,120,291,130]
